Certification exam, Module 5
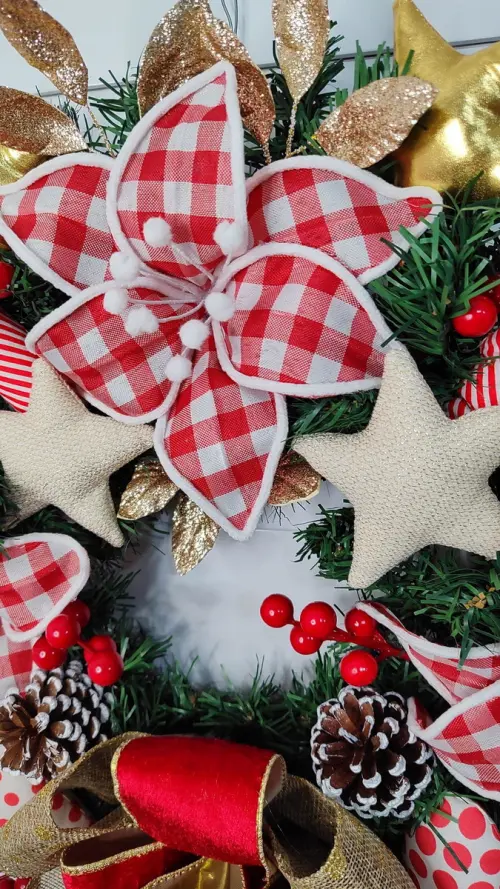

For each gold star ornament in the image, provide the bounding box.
[394,0,500,198]
[294,348,500,589]
[0,360,153,546]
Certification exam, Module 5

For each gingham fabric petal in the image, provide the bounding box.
[407,688,500,801]
[107,62,247,288]
[0,155,115,298]
[27,282,199,423]
[0,312,35,411]
[359,603,500,705]
[213,245,392,397]
[0,534,90,642]
[154,334,287,539]
[0,625,32,698]
[246,158,442,285]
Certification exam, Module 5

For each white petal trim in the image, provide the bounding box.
[212,242,401,397]
[154,391,288,541]
[2,533,90,642]
[246,156,443,285]
[0,153,114,299]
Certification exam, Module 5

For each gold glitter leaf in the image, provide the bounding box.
[315,77,437,168]
[118,458,178,521]
[0,0,88,105]
[137,0,275,146]
[0,145,43,185]
[272,0,329,102]
[268,452,321,506]
[172,494,219,575]
[0,89,87,157]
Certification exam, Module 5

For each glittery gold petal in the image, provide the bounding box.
[0,88,87,156]
[268,452,321,506]
[0,0,88,106]
[0,145,43,185]
[315,77,437,168]
[117,458,179,521]
[137,0,275,146]
[272,0,329,102]
[171,494,219,575]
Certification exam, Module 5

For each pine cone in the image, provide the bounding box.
[0,660,112,782]
[311,686,434,820]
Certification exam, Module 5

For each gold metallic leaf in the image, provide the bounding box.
[0,145,43,185]
[117,458,178,521]
[0,88,87,157]
[171,494,219,575]
[137,0,275,146]
[0,0,88,105]
[272,0,329,102]
[314,77,438,168]
[268,452,321,506]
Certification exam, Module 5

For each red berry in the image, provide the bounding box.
[83,635,117,662]
[14,880,31,889]
[0,259,13,297]
[45,613,80,650]
[452,295,498,337]
[87,650,124,686]
[340,650,379,687]
[290,625,322,655]
[344,608,377,639]
[32,636,67,670]
[260,594,294,628]
[0,877,14,889]
[299,601,336,639]
[63,599,91,630]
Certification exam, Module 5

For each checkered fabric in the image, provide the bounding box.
[116,71,240,287]
[0,626,32,697]
[0,161,114,293]
[221,253,387,390]
[33,289,195,421]
[247,167,432,280]
[158,334,284,534]
[0,312,34,411]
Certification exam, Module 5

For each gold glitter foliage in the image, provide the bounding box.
[172,495,219,575]
[268,452,321,506]
[0,88,87,156]
[315,77,437,168]
[272,0,329,102]
[137,0,275,147]
[0,0,88,105]
[394,0,500,198]
[117,458,178,521]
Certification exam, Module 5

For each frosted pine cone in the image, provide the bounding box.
[0,660,112,782]
[311,686,434,820]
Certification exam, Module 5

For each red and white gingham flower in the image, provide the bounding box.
[0,534,90,697]
[359,602,500,801]
[0,63,441,539]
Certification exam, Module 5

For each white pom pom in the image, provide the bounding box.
[205,290,235,322]
[165,354,193,382]
[103,287,129,315]
[180,319,210,349]
[109,251,140,284]
[213,220,247,256]
[143,217,173,248]
[124,305,159,337]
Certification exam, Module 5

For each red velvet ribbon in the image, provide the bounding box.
[62,846,183,889]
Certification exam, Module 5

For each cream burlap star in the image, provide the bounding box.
[294,348,500,588]
[0,360,153,546]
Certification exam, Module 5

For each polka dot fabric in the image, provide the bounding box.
[405,796,500,889]
[0,769,91,835]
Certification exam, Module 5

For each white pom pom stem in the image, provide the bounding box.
[109,251,140,284]
[180,319,210,349]
[205,291,235,322]
[165,354,193,382]
[124,306,159,336]
[213,220,247,256]
[143,217,173,248]
[103,287,129,316]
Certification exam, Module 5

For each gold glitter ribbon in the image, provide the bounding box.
[137,0,275,147]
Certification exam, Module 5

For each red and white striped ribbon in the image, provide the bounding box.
[0,311,35,411]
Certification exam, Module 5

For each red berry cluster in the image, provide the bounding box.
[451,281,500,338]
[32,600,124,686]
[260,595,408,687]
[0,877,30,889]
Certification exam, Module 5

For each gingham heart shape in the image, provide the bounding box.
[0,533,90,696]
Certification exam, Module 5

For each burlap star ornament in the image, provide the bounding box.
[0,360,153,546]
[294,348,500,588]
